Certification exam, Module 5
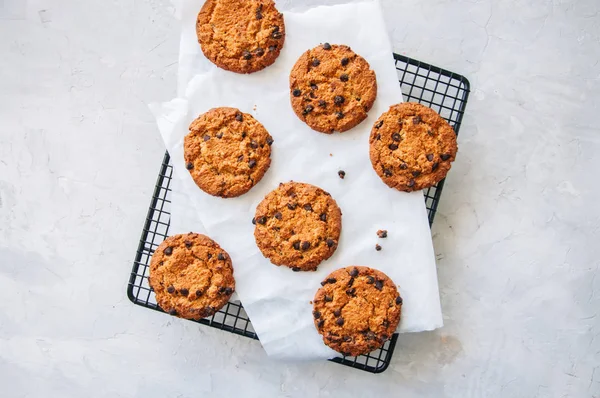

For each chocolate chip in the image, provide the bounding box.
[207,253,212,259]
[333,309,341,317]
[318,100,326,107]
[167,286,175,294]
[388,143,398,150]
[441,153,451,161]
[326,239,335,248]
[383,168,392,177]
[366,276,375,284]
[243,51,252,60]
[268,45,277,52]
[375,120,383,129]
[365,331,376,340]
[241,132,247,139]
[292,89,301,97]
[218,253,226,261]
[186,162,194,170]
[235,113,243,122]
[266,136,274,146]
[203,134,210,141]
[303,203,313,211]
[185,240,193,248]
[313,311,321,319]
[238,155,244,162]
[432,162,439,171]
[218,286,232,295]
[377,230,388,238]
[301,241,310,250]
[287,203,297,210]
[250,140,258,149]
[196,289,203,297]
[336,317,344,326]
[338,170,346,179]
[336,112,344,119]
[303,105,314,115]
[317,319,324,328]
[396,296,403,305]
[334,95,344,105]
[341,57,349,66]
[400,163,408,170]
[324,295,333,302]
[164,247,173,256]
[383,319,390,327]
[319,213,327,222]
[413,115,422,124]
[349,267,359,277]
[272,25,280,33]
[412,170,421,177]
[291,267,300,272]
[180,288,189,296]
[321,278,337,286]
[274,212,282,220]
[427,130,434,136]
[392,133,401,141]
[169,309,178,316]
[375,279,384,290]
[343,336,352,342]
[346,288,355,295]
[426,154,434,161]
[216,132,223,139]
[408,179,415,187]
[255,10,263,20]
[272,31,283,39]
[340,74,349,82]
[248,159,257,169]
[323,42,332,50]
[251,217,256,225]
[310,83,318,90]
[309,92,317,99]
[312,58,320,67]
[375,134,381,140]
[257,216,267,225]
[375,244,382,251]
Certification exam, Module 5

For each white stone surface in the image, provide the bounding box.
[0,0,599,397]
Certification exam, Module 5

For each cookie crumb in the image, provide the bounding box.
[375,244,382,251]
[338,170,345,179]
[253,105,257,111]
[329,153,333,157]
[377,230,388,238]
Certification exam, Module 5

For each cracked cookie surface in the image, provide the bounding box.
[253,182,342,271]
[148,233,235,320]
[289,43,377,133]
[369,102,457,192]
[184,107,273,198]
[196,0,285,73]
[312,266,402,356]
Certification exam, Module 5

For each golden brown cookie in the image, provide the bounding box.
[148,233,235,320]
[184,107,273,198]
[196,0,285,74]
[253,182,342,271]
[289,43,377,133]
[313,266,402,357]
[369,103,458,192]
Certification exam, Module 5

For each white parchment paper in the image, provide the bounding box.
[150,0,443,360]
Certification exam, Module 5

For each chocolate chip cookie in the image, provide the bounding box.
[313,266,402,356]
[289,43,377,133]
[369,103,458,192]
[253,182,342,271]
[148,233,235,320]
[184,107,273,198]
[196,0,285,73]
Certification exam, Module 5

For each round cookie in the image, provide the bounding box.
[196,0,285,74]
[312,266,402,357]
[369,103,458,192]
[289,43,377,133]
[148,233,235,320]
[253,182,342,271]
[184,107,273,198]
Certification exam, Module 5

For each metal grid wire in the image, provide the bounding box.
[127,53,470,373]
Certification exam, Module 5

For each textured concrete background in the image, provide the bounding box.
[1,0,599,397]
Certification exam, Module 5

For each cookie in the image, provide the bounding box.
[196,0,285,74]
[184,107,273,198]
[289,43,377,133]
[148,233,235,320]
[369,103,458,192]
[253,182,342,271]
[312,266,402,356]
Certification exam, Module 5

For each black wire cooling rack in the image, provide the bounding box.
[127,53,470,374]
